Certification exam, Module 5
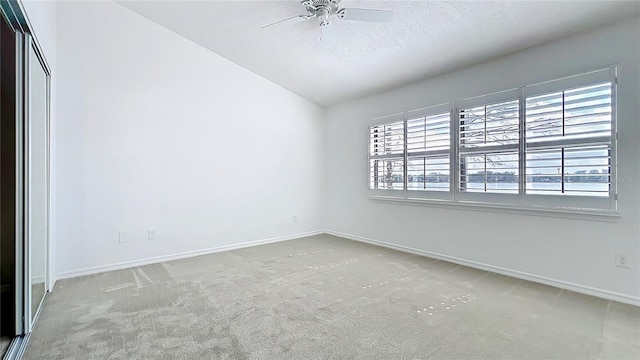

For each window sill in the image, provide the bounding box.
[369,195,621,222]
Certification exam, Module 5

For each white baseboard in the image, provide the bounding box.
[54,229,639,306]
[49,278,57,292]
[326,230,640,307]
[56,230,324,280]
[30,275,45,284]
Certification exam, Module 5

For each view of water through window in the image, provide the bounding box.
[369,70,614,207]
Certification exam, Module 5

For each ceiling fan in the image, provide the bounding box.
[262,0,394,44]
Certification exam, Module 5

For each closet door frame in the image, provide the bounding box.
[22,32,51,333]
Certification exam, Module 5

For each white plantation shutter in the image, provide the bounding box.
[367,68,616,211]
[525,146,610,196]
[525,72,614,204]
[369,118,404,190]
[407,112,450,152]
[458,93,520,195]
[459,152,519,193]
[459,100,520,148]
[526,83,612,143]
[369,158,404,190]
[406,109,451,193]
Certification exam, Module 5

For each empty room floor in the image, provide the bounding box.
[1,337,10,357]
[24,234,640,359]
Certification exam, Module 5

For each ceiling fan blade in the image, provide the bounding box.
[340,8,394,23]
[261,15,309,29]
[320,22,336,45]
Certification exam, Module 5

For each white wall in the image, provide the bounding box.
[20,0,57,290]
[55,1,325,277]
[50,1,640,305]
[325,18,640,304]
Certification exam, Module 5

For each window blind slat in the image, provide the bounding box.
[406,112,451,154]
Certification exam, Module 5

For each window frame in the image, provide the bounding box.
[521,68,617,211]
[454,88,521,205]
[368,67,618,214]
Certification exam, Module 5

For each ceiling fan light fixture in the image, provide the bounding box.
[317,7,330,22]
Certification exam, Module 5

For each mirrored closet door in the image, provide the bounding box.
[27,38,49,327]
[0,1,52,357]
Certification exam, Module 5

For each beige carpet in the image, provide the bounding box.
[0,337,10,357]
[24,234,640,359]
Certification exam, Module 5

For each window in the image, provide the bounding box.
[459,98,520,195]
[368,68,617,212]
[369,115,404,191]
[368,105,452,200]
[406,107,451,194]
[525,82,612,198]
[522,69,615,210]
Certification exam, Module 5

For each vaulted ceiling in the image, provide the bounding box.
[118,1,640,107]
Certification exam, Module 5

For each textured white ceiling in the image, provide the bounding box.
[117,0,640,107]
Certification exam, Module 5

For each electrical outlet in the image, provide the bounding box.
[118,231,128,243]
[148,229,158,240]
[292,215,297,223]
[615,252,629,268]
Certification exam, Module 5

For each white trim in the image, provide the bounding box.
[406,102,452,119]
[459,143,520,155]
[326,230,639,306]
[523,67,613,98]
[56,230,324,280]
[526,136,611,150]
[54,230,639,307]
[30,275,45,284]
[370,195,621,222]
[456,87,520,110]
[405,189,451,201]
[370,112,403,126]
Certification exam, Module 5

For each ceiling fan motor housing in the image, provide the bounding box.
[303,0,342,24]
